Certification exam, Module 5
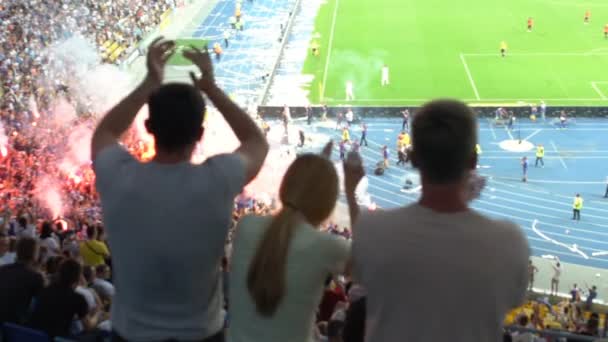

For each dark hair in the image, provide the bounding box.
[86,225,96,240]
[40,221,53,239]
[16,237,38,263]
[58,259,82,287]
[17,217,27,228]
[82,265,94,283]
[518,315,529,327]
[411,99,477,183]
[46,256,64,275]
[95,264,108,276]
[147,83,206,152]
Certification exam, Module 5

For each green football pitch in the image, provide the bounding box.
[302,0,608,106]
[167,38,208,66]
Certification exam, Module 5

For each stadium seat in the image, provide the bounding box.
[1,323,50,342]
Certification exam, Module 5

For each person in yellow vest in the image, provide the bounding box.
[342,127,350,143]
[572,194,583,221]
[400,131,411,147]
[535,144,544,167]
[80,225,110,267]
[396,132,404,150]
[213,43,223,61]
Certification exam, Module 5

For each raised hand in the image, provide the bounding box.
[146,37,175,87]
[343,152,364,194]
[183,46,216,91]
[320,140,333,159]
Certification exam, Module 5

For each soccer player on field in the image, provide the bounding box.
[346,80,355,101]
[527,17,534,32]
[604,24,608,39]
[381,64,390,86]
[585,10,590,24]
[500,41,508,57]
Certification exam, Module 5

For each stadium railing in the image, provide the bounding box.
[258,0,304,106]
[505,325,601,341]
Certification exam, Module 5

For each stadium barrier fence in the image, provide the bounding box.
[258,106,608,119]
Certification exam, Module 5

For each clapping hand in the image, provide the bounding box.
[343,152,364,195]
[183,45,216,92]
[145,37,176,87]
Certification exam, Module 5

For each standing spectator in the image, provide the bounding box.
[550,259,562,296]
[0,237,44,324]
[343,285,366,342]
[585,285,597,310]
[572,193,583,221]
[39,221,60,262]
[401,108,409,131]
[79,225,110,267]
[91,40,268,341]
[306,105,313,125]
[345,108,354,126]
[223,29,231,47]
[352,100,529,342]
[522,156,528,182]
[540,100,546,121]
[528,259,538,291]
[571,283,581,302]
[534,144,544,168]
[359,122,368,147]
[227,147,363,342]
[29,259,98,339]
[319,277,348,323]
[0,232,15,265]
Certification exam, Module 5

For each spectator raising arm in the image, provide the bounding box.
[91,37,176,160]
[184,47,269,183]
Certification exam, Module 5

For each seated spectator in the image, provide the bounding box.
[29,259,98,339]
[45,255,65,284]
[0,237,44,324]
[511,316,537,342]
[0,231,16,265]
[319,277,348,322]
[79,225,110,267]
[92,264,115,302]
[91,40,268,341]
[352,100,530,341]
[228,148,363,342]
[78,266,103,313]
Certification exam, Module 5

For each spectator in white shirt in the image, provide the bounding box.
[39,222,60,263]
[228,145,364,342]
[352,99,530,342]
[91,40,268,341]
[92,264,115,302]
[0,232,16,266]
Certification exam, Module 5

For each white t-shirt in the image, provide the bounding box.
[76,286,98,312]
[17,224,37,238]
[92,278,115,300]
[94,144,246,341]
[40,236,60,261]
[228,215,350,342]
[346,81,353,92]
[345,110,354,122]
[381,66,389,78]
[0,252,15,266]
[353,203,529,342]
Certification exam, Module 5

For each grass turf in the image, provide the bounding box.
[167,38,208,66]
[302,0,608,106]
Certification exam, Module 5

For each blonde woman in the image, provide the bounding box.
[228,142,363,342]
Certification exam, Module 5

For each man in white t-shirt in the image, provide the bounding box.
[352,99,530,342]
[91,39,269,341]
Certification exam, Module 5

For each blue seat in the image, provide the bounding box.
[2,322,49,342]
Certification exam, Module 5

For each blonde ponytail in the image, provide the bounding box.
[247,207,300,316]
